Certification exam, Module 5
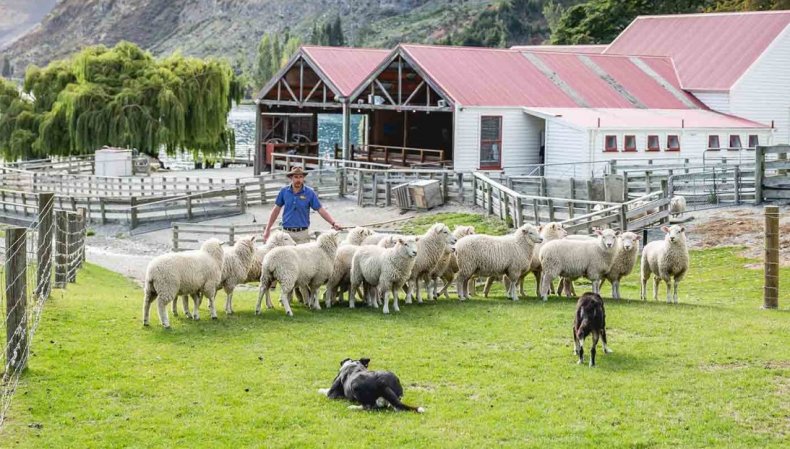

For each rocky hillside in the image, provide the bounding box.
[2,0,540,75]
[0,0,59,50]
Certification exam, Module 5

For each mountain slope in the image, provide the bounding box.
[0,0,59,50]
[2,0,505,74]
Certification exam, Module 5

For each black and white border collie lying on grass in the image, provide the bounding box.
[573,292,613,367]
[318,358,425,413]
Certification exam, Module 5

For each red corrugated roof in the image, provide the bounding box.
[510,44,607,54]
[400,45,698,108]
[525,107,769,129]
[401,45,579,107]
[302,46,390,97]
[604,11,790,91]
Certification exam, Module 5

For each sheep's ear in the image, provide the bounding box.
[359,358,370,368]
[250,235,256,243]
[594,229,602,236]
[661,226,670,233]
[679,226,685,233]
[537,225,543,232]
[219,241,226,246]
[615,230,621,236]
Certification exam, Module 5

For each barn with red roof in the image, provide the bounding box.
[255,11,788,178]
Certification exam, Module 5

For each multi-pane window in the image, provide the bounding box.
[480,116,502,169]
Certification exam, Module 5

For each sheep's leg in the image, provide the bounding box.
[323,287,331,309]
[349,281,359,309]
[255,283,267,315]
[483,276,495,298]
[156,297,171,329]
[142,290,157,326]
[172,296,179,316]
[281,287,294,317]
[652,277,659,301]
[507,272,520,301]
[405,280,414,304]
[224,287,234,315]
[539,270,555,301]
[672,277,680,304]
[640,271,649,301]
[207,290,218,320]
[664,277,672,304]
[518,272,527,297]
[381,285,391,314]
[182,295,193,319]
[415,277,423,304]
[392,286,400,313]
[534,271,542,297]
[590,331,599,367]
[439,274,453,299]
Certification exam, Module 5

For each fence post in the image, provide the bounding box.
[130,197,138,229]
[339,167,347,198]
[357,170,363,206]
[486,183,493,215]
[67,212,78,283]
[77,207,87,267]
[734,166,741,205]
[229,225,236,246]
[5,227,28,371]
[385,172,392,207]
[186,194,193,220]
[620,204,628,231]
[36,192,54,300]
[754,146,764,204]
[54,210,68,288]
[172,225,179,252]
[471,175,477,206]
[238,185,247,214]
[568,178,576,219]
[514,196,523,227]
[763,205,779,309]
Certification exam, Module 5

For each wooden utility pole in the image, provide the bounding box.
[763,205,779,309]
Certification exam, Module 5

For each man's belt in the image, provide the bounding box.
[283,227,307,232]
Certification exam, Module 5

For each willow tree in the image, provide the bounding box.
[0,41,241,160]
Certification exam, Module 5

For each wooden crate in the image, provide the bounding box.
[408,179,443,210]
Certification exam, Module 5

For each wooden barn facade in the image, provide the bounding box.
[255,11,790,178]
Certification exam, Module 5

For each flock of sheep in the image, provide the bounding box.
[141,215,691,329]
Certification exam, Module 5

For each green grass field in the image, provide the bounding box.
[2,224,789,448]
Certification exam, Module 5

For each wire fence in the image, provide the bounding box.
[0,193,86,429]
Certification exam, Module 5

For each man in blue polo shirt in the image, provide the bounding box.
[262,166,342,243]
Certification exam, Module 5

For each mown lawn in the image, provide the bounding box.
[2,242,788,447]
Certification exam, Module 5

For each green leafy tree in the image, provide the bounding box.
[1,56,12,77]
[255,34,275,87]
[280,36,303,68]
[0,41,240,160]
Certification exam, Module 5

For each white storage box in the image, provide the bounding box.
[95,147,133,177]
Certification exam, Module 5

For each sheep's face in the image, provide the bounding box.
[432,223,456,245]
[397,239,418,258]
[661,225,686,244]
[595,229,618,249]
[453,225,475,238]
[518,224,544,244]
[541,222,568,239]
[350,227,373,241]
[619,232,639,251]
[270,231,296,247]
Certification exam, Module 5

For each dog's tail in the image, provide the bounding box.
[382,387,424,413]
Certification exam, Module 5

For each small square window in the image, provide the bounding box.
[624,135,637,152]
[707,135,720,151]
[646,135,660,152]
[604,135,618,152]
[748,135,759,149]
[666,135,680,152]
[729,135,742,150]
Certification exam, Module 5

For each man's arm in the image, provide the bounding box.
[263,205,282,242]
[317,207,342,230]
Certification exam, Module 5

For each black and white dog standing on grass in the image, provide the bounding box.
[573,292,613,367]
[318,358,425,413]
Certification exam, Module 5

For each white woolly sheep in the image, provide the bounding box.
[143,238,225,328]
[341,227,375,246]
[245,231,297,283]
[592,203,605,213]
[483,222,568,298]
[349,238,419,314]
[640,225,689,303]
[538,229,619,301]
[219,236,257,315]
[602,231,640,299]
[257,231,340,316]
[324,244,363,308]
[670,196,687,218]
[435,225,476,299]
[455,224,543,301]
[361,232,389,246]
[403,223,456,304]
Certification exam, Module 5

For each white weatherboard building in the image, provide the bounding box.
[256,11,790,179]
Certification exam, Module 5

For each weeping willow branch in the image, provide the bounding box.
[0,41,241,159]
